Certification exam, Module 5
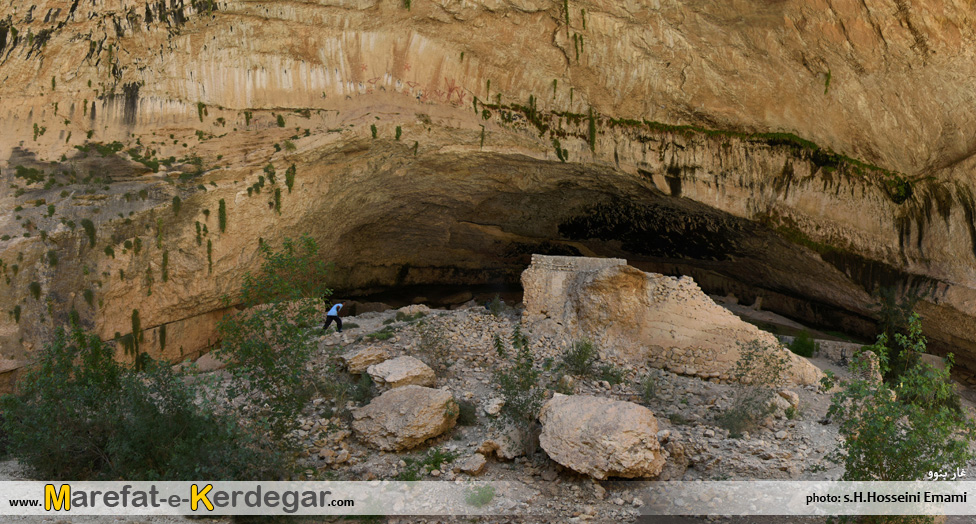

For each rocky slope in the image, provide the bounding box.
[4,0,976,381]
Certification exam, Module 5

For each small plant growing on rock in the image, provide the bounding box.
[561,338,597,376]
[639,374,657,404]
[80,219,96,247]
[715,339,790,438]
[597,363,625,385]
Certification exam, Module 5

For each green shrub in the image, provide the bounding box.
[715,339,790,438]
[0,325,282,480]
[465,485,495,508]
[561,338,597,376]
[172,195,181,214]
[285,165,296,193]
[828,313,974,486]
[218,199,227,232]
[276,114,285,127]
[366,326,396,341]
[215,234,332,437]
[350,373,374,404]
[494,325,545,429]
[457,399,478,426]
[597,363,625,385]
[395,311,426,322]
[28,282,41,300]
[788,330,818,357]
[370,124,377,139]
[80,218,96,247]
[488,294,505,316]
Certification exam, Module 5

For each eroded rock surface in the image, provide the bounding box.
[351,385,458,451]
[367,356,436,389]
[538,394,667,480]
[342,346,391,374]
[522,255,822,385]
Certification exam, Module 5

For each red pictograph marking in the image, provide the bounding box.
[404,62,412,71]
[367,77,381,84]
[406,81,421,88]
[361,64,368,72]
[444,77,466,104]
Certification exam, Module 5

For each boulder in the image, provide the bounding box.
[456,453,487,476]
[777,389,800,409]
[342,346,391,374]
[483,398,505,416]
[538,394,666,479]
[521,255,822,386]
[398,304,430,317]
[367,356,436,389]
[351,386,458,451]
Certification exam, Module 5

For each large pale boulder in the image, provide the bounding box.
[367,356,436,389]
[342,346,391,374]
[521,255,821,386]
[351,386,458,451]
[539,394,666,480]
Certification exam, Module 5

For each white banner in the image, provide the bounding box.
[3,480,976,516]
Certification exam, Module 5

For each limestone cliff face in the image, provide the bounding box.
[3,0,976,382]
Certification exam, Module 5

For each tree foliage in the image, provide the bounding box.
[1,325,278,480]
[215,234,332,436]
[828,313,974,485]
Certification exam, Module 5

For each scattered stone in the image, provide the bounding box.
[457,454,487,476]
[367,356,436,389]
[351,386,458,451]
[775,430,788,440]
[538,394,666,479]
[484,397,505,416]
[777,389,800,409]
[768,394,792,413]
[343,346,391,374]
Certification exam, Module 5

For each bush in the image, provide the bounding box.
[457,400,478,426]
[597,363,625,385]
[828,313,974,485]
[1,325,281,480]
[487,294,505,316]
[465,485,495,508]
[639,375,657,404]
[715,339,790,438]
[788,330,818,357]
[494,325,546,430]
[561,338,597,376]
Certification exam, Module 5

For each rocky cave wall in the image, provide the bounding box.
[3,0,976,386]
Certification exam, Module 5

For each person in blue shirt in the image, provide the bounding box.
[323,302,344,333]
